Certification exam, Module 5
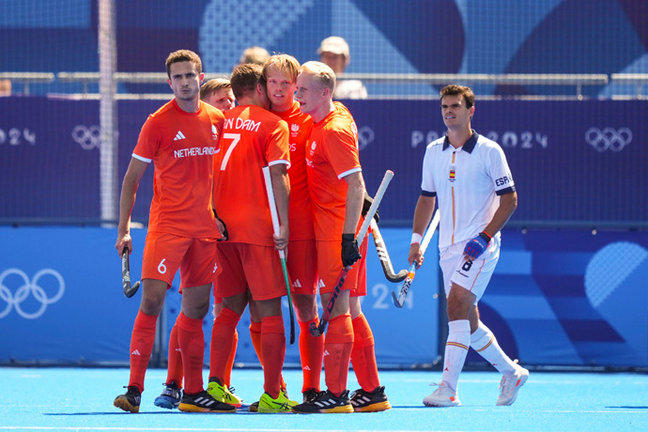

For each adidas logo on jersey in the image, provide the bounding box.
[173,131,186,141]
[292,279,302,288]
[131,349,141,356]
[317,279,326,288]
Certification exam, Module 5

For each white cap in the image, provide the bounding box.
[317,36,350,58]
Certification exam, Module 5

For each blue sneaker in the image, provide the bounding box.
[154,382,181,409]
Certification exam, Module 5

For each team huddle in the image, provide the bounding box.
[113,48,528,414]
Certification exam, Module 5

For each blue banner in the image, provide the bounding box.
[2,226,646,368]
[2,97,646,226]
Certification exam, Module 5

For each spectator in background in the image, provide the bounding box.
[0,79,10,96]
[200,78,235,111]
[239,46,271,66]
[317,36,367,99]
[0,57,11,96]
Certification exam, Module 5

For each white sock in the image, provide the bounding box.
[470,321,518,374]
[441,319,470,392]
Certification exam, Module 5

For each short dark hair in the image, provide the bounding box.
[165,49,202,78]
[440,84,475,109]
[200,78,232,101]
[230,63,264,100]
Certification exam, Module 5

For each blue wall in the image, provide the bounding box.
[2,226,646,368]
[1,97,646,227]
[0,226,440,367]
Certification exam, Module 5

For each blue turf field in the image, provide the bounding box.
[1,367,647,432]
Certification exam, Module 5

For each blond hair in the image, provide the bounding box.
[300,61,336,93]
[263,54,300,83]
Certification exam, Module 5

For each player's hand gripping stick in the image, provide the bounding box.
[262,166,296,344]
[392,209,440,308]
[310,169,394,336]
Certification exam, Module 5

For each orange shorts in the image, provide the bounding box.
[349,234,369,298]
[213,242,286,301]
[287,239,318,295]
[317,236,367,295]
[142,231,218,292]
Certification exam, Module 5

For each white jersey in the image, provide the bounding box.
[334,79,368,99]
[420,131,515,250]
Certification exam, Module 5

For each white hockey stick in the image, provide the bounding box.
[392,209,440,308]
[262,166,296,344]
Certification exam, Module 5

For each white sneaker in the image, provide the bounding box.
[497,366,529,406]
[423,382,461,407]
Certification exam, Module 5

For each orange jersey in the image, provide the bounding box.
[306,102,361,241]
[213,104,290,246]
[272,101,315,241]
[133,99,224,238]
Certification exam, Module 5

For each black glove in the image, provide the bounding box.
[341,233,361,267]
[213,209,229,241]
[362,192,380,223]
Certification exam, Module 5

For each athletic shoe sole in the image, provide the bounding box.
[353,400,392,412]
[114,396,139,413]
[154,395,179,409]
[178,402,235,413]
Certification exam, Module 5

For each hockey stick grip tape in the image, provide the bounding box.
[262,166,286,259]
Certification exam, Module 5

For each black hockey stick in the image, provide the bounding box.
[121,248,141,298]
[392,209,439,308]
[370,219,408,282]
[311,170,394,336]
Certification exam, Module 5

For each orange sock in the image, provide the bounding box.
[298,317,324,393]
[176,312,205,395]
[209,307,240,384]
[249,321,263,363]
[128,311,158,392]
[261,315,286,399]
[251,321,287,390]
[223,329,238,387]
[323,313,354,397]
[165,318,183,388]
[351,313,380,392]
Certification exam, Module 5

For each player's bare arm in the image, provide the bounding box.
[341,171,365,235]
[270,163,290,250]
[408,195,436,266]
[115,158,148,255]
[481,191,518,237]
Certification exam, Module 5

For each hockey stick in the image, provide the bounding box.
[262,166,296,345]
[370,219,408,282]
[121,248,141,298]
[392,209,440,308]
[311,169,394,337]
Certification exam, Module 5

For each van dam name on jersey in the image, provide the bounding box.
[224,117,261,132]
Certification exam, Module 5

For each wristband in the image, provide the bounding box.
[478,231,492,242]
[411,232,423,245]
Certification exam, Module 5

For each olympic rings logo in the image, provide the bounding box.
[358,126,375,151]
[72,125,101,150]
[0,268,65,319]
[585,127,632,152]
